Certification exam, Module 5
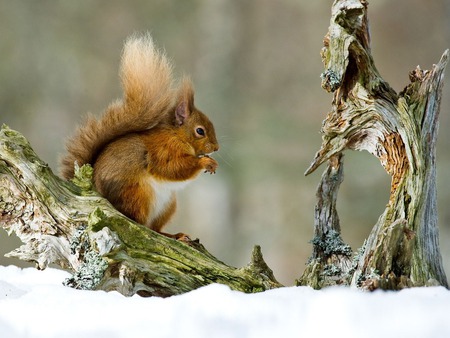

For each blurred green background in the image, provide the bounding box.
[1,0,449,286]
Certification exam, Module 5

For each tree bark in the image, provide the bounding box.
[303,0,448,290]
[0,125,281,297]
[297,153,354,288]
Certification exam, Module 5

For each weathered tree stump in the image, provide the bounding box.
[300,0,448,290]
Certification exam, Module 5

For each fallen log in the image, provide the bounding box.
[0,125,281,297]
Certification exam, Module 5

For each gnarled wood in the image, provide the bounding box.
[305,0,448,290]
[0,125,281,297]
[297,153,353,289]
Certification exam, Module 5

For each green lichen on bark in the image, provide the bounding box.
[310,229,352,258]
[71,163,95,194]
[321,69,341,92]
[64,250,108,290]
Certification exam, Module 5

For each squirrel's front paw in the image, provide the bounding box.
[200,156,218,174]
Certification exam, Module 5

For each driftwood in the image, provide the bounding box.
[1,0,448,295]
[298,0,448,290]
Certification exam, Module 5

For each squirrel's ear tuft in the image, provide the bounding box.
[175,77,195,126]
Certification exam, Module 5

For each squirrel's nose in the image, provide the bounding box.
[213,144,219,152]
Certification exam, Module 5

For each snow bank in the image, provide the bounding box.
[0,265,449,338]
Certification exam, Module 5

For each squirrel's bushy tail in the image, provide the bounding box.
[60,33,177,179]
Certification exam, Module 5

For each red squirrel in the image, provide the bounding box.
[60,33,219,239]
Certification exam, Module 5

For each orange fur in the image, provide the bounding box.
[60,34,176,180]
[60,33,219,235]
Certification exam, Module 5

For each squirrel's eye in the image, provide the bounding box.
[196,127,205,137]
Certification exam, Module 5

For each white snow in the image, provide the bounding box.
[0,265,449,338]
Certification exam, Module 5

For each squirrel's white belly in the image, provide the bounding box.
[147,178,191,221]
